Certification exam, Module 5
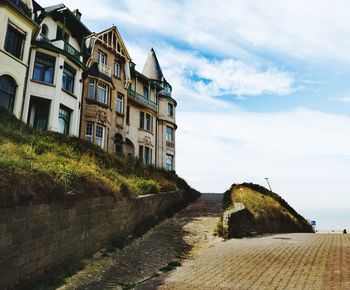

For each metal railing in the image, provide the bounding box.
[63,41,81,61]
[98,63,112,77]
[128,89,158,111]
[166,141,175,148]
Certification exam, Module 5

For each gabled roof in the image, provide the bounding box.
[35,3,91,42]
[142,48,164,81]
[94,26,131,61]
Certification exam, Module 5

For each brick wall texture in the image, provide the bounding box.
[0,191,187,288]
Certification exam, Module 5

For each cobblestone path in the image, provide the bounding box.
[58,193,223,290]
[142,233,350,290]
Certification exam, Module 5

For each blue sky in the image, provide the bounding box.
[40,0,350,228]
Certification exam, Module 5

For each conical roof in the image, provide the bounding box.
[142,48,164,80]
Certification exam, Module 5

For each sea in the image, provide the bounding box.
[300,208,350,232]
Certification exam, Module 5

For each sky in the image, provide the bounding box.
[39,0,350,229]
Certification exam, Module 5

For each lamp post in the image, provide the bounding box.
[265,177,272,192]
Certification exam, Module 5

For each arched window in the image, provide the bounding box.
[0,75,16,112]
[41,24,49,38]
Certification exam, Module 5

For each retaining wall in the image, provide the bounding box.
[0,190,187,288]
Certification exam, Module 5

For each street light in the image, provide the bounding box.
[265,177,272,192]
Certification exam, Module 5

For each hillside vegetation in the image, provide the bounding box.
[217,183,313,238]
[0,107,199,207]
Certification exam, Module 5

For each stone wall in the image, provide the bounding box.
[0,190,187,288]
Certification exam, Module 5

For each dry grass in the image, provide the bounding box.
[0,107,199,207]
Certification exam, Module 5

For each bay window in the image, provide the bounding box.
[97,82,108,104]
[33,52,55,84]
[62,64,75,93]
[166,154,174,171]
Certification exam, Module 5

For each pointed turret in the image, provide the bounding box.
[142,48,164,81]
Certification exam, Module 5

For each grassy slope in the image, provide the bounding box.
[222,183,313,235]
[0,107,199,207]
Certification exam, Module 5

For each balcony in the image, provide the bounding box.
[51,40,82,63]
[128,89,158,111]
[64,41,81,61]
[166,141,175,148]
[98,63,112,77]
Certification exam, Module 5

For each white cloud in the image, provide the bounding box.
[176,108,350,211]
[127,43,294,109]
[39,0,350,63]
[330,96,350,103]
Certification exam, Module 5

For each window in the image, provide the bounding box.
[95,125,105,148]
[145,113,152,132]
[58,105,71,135]
[166,154,174,171]
[88,79,96,99]
[33,52,55,84]
[62,64,76,93]
[126,105,130,125]
[139,146,152,165]
[114,62,121,78]
[144,147,151,165]
[98,51,107,64]
[0,75,16,112]
[116,93,124,114]
[86,123,93,142]
[143,86,148,99]
[41,24,49,38]
[167,103,174,117]
[166,126,174,142]
[56,26,69,42]
[140,112,144,129]
[139,112,153,132]
[4,23,26,60]
[97,82,108,104]
[139,145,143,161]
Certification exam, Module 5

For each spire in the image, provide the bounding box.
[142,48,164,80]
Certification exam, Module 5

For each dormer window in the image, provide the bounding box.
[41,24,49,38]
[56,26,69,42]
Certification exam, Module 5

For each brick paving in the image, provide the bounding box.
[58,193,350,290]
[142,233,350,290]
[58,193,223,290]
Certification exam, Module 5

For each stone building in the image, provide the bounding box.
[22,2,90,136]
[80,26,131,152]
[0,1,177,171]
[0,0,38,119]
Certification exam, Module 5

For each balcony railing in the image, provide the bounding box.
[63,41,81,61]
[166,141,175,148]
[128,89,158,111]
[98,62,112,77]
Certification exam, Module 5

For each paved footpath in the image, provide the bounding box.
[59,194,350,290]
[59,193,223,290]
[142,234,350,290]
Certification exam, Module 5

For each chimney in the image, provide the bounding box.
[73,9,81,20]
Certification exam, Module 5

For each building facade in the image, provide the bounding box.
[0,0,38,119]
[22,3,90,136]
[0,1,177,171]
[80,26,131,152]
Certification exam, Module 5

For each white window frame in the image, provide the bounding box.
[116,93,123,114]
[114,62,121,78]
[98,50,107,65]
[88,79,96,99]
[86,122,94,142]
[97,82,108,104]
[95,124,105,148]
[166,154,174,171]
